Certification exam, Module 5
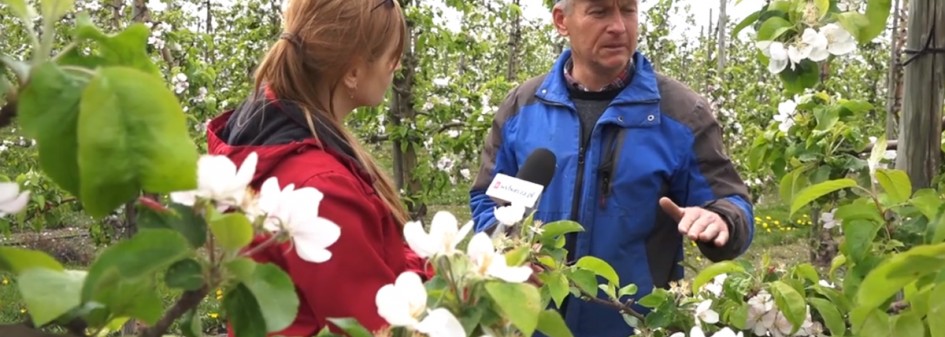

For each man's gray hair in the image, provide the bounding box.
[555,0,573,13]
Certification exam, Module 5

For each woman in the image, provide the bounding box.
[205,0,431,335]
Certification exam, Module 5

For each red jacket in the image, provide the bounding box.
[208,88,432,336]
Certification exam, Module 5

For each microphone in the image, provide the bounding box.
[485,148,557,237]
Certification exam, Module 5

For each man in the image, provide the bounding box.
[468,0,755,336]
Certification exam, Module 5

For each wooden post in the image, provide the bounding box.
[717,0,728,73]
[895,0,945,189]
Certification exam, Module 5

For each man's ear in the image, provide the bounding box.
[552,6,569,36]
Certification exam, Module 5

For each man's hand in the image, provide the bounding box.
[659,197,729,247]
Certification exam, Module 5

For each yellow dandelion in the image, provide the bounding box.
[2,277,8,285]
[766,228,772,233]
[209,313,219,319]
[765,216,772,220]
[20,308,26,314]
[774,220,780,225]
[754,217,762,222]
[762,222,769,228]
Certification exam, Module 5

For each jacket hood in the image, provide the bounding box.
[206,88,366,186]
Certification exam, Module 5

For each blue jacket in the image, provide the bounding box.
[469,50,754,337]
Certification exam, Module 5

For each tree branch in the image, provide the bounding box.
[138,285,210,337]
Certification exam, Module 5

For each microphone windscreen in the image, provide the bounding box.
[516,148,556,188]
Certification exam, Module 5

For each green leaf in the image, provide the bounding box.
[637,288,671,308]
[165,258,204,291]
[836,12,870,43]
[854,243,945,314]
[539,271,569,308]
[809,297,845,337]
[840,99,874,114]
[893,311,925,337]
[74,22,161,75]
[179,309,203,337]
[77,66,198,217]
[814,0,830,19]
[325,318,373,337]
[732,9,763,37]
[224,284,267,337]
[137,202,207,248]
[875,169,912,205]
[779,167,810,209]
[861,0,893,43]
[814,106,840,131]
[505,245,530,267]
[840,219,884,262]
[910,189,943,220]
[0,247,64,273]
[790,178,858,215]
[81,229,192,301]
[208,210,254,251]
[618,284,638,297]
[485,282,542,336]
[852,308,891,337]
[756,16,794,41]
[41,0,74,20]
[17,268,85,326]
[540,220,584,242]
[779,59,820,95]
[575,256,619,287]
[929,284,945,337]
[17,62,85,197]
[536,309,573,337]
[692,261,745,294]
[770,281,808,333]
[237,263,300,333]
[835,199,884,223]
[568,269,598,295]
[791,263,820,284]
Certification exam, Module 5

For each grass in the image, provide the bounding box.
[0,199,815,335]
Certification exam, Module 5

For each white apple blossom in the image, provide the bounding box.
[821,23,856,56]
[254,177,341,263]
[493,203,526,226]
[821,208,840,230]
[799,28,830,62]
[0,182,29,217]
[376,272,467,337]
[756,41,789,74]
[404,211,474,258]
[376,272,428,327]
[170,152,257,210]
[694,300,720,326]
[774,99,797,133]
[466,232,532,282]
[414,308,467,337]
[147,0,166,12]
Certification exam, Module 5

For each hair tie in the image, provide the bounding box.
[280,32,302,49]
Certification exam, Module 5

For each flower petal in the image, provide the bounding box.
[169,191,197,206]
[404,221,436,258]
[292,218,341,263]
[0,182,19,202]
[489,263,533,283]
[0,187,28,214]
[375,284,419,327]
[467,232,495,261]
[415,308,466,337]
[394,271,428,317]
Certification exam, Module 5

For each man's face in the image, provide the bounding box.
[554,0,639,76]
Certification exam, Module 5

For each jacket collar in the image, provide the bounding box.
[536,50,663,127]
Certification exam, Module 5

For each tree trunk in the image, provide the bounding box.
[895,0,945,189]
[716,0,727,73]
[886,0,907,138]
[506,0,521,81]
[390,14,425,220]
